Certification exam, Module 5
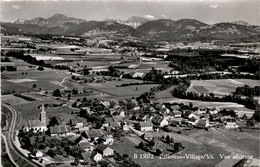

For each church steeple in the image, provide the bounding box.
[40,104,47,125]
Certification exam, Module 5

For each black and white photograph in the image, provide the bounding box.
[0,0,259,166]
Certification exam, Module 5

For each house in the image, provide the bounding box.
[170,105,180,112]
[100,101,110,108]
[78,127,90,133]
[112,115,123,123]
[220,116,236,123]
[160,108,171,114]
[83,129,104,141]
[119,111,126,117]
[49,126,73,136]
[168,118,182,127]
[23,104,47,132]
[148,106,156,112]
[50,116,63,125]
[188,112,200,120]
[137,114,148,121]
[79,142,93,151]
[30,150,43,159]
[109,122,120,129]
[122,124,130,131]
[132,72,145,78]
[182,110,193,119]
[81,107,92,114]
[142,133,153,141]
[102,135,114,145]
[194,119,209,129]
[224,122,239,129]
[208,107,220,115]
[133,106,141,111]
[172,111,182,118]
[137,122,153,132]
[81,151,102,163]
[188,118,198,126]
[80,151,92,163]
[163,112,175,120]
[198,107,207,114]
[131,99,139,106]
[91,151,103,162]
[96,144,114,156]
[70,118,84,128]
[144,115,154,122]
[152,115,169,127]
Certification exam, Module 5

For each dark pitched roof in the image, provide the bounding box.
[96,144,111,152]
[50,126,71,134]
[151,115,164,124]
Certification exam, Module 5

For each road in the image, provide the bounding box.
[1,134,19,167]
[2,104,41,167]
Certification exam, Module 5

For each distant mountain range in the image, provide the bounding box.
[1,14,260,42]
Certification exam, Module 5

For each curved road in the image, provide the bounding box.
[2,104,41,167]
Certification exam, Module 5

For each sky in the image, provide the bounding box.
[1,0,260,25]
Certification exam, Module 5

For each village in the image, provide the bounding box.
[1,32,259,167]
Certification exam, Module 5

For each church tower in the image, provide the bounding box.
[40,104,47,125]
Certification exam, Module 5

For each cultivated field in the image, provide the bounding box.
[63,78,158,99]
[187,79,259,97]
[2,70,69,92]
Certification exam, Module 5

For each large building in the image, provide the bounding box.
[23,104,47,132]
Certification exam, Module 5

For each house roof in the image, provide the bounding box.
[152,115,164,124]
[171,105,180,110]
[26,120,45,128]
[139,121,153,127]
[112,116,123,122]
[50,126,71,134]
[85,129,104,138]
[81,151,92,160]
[53,116,62,123]
[109,122,120,128]
[78,127,89,132]
[172,111,182,115]
[70,118,83,125]
[143,133,153,138]
[96,144,112,152]
[133,72,145,78]
[79,142,91,149]
[195,119,208,128]
[100,101,110,107]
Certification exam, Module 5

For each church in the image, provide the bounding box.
[23,104,48,132]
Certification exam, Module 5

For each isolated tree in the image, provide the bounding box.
[138,142,144,149]
[67,94,71,100]
[37,66,44,71]
[52,89,61,97]
[155,149,162,156]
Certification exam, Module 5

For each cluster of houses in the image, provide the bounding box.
[22,104,119,164]
[22,99,239,163]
